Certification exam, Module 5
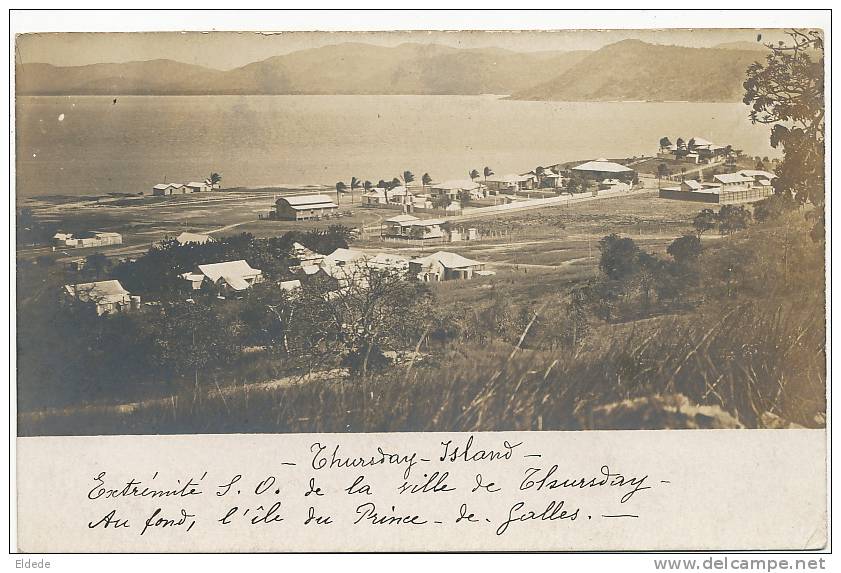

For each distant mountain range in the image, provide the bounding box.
[509,40,766,102]
[16,40,767,102]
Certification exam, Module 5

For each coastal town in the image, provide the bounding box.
[18,134,782,316]
[14,25,825,444]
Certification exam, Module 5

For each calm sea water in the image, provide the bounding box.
[15,95,776,199]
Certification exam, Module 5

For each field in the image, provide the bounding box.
[16,183,825,436]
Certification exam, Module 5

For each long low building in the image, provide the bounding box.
[273,194,339,220]
[52,231,122,248]
[659,173,775,204]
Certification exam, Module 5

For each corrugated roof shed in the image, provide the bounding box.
[278,194,336,207]
[714,173,753,184]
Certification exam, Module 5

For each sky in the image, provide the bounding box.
[14,28,794,70]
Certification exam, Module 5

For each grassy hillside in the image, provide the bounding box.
[18,205,825,436]
[510,39,765,102]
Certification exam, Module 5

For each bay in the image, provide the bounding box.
[15,95,776,199]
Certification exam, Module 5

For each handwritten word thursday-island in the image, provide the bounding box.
[83,435,662,541]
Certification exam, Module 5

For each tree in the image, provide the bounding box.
[718,205,752,235]
[483,166,494,184]
[399,172,414,204]
[85,253,110,278]
[363,180,373,191]
[753,193,795,223]
[294,263,431,374]
[667,234,703,265]
[209,172,222,189]
[659,136,672,151]
[335,181,347,206]
[676,137,686,150]
[431,194,452,209]
[656,163,670,189]
[725,146,737,169]
[598,234,639,281]
[421,173,432,193]
[693,209,719,236]
[535,166,546,188]
[469,169,480,182]
[350,176,361,203]
[743,30,824,208]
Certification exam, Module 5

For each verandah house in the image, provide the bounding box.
[181,260,263,293]
[62,279,138,316]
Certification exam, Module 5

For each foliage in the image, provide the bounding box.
[693,208,718,236]
[718,205,752,235]
[667,234,702,265]
[743,30,824,207]
[753,193,796,223]
[597,233,639,280]
[111,227,352,298]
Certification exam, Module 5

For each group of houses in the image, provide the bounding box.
[52,231,123,249]
[286,242,491,288]
[659,169,776,204]
[271,158,640,222]
[151,179,217,196]
[381,214,479,242]
[658,136,732,164]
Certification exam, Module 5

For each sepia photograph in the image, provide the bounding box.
[14,23,826,438]
[9,8,832,558]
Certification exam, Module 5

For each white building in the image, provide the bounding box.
[181,260,263,292]
[63,280,137,316]
[175,232,214,245]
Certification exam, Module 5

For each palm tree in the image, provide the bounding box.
[400,171,415,209]
[363,180,373,191]
[209,172,222,190]
[659,136,672,152]
[483,166,493,182]
[469,169,480,181]
[350,176,361,204]
[335,181,347,206]
[421,173,432,193]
